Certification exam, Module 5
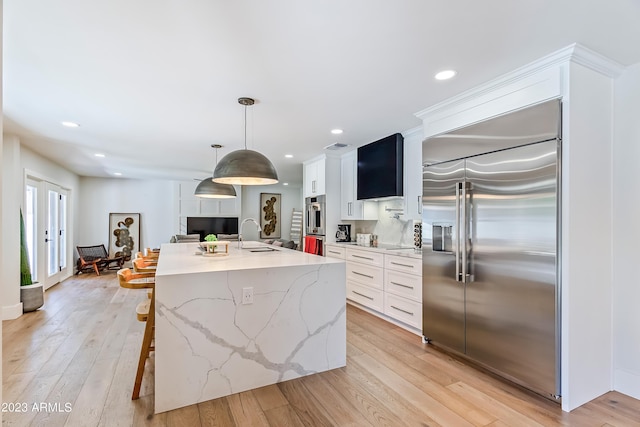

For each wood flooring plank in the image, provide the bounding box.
[1,373,61,427]
[4,274,640,427]
[263,405,305,427]
[63,357,119,426]
[165,404,201,427]
[353,352,475,427]
[322,366,412,427]
[226,390,270,427]
[277,379,335,427]
[298,372,375,427]
[447,381,548,427]
[198,398,236,427]
[348,330,496,426]
[251,384,289,411]
[132,394,168,426]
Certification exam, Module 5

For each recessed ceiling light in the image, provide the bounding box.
[283,182,289,186]
[61,121,80,128]
[331,129,343,135]
[95,153,105,158]
[435,70,457,80]
[113,172,122,176]
[285,154,293,158]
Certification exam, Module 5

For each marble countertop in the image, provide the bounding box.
[326,242,422,259]
[156,241,344,276]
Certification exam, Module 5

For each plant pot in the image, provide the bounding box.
[21,282,44,312]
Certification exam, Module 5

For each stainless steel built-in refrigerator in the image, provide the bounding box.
[422,99,561,400]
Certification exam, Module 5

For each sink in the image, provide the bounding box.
[249,247,278,252]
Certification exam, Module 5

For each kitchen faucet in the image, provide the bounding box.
[239,218,262,248]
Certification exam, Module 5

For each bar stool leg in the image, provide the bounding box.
[132,288,155,400]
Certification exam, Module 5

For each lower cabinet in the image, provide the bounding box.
[339,245,422,333]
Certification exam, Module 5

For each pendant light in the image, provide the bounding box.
[213,97,279,185]
[194,144,237,198]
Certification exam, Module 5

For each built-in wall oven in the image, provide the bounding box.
[305,195,325,236]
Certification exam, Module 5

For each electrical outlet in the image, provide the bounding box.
[242,287,254,305]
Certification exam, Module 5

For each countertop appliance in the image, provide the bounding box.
[357,133,404,200]
[422,99,561,401]
[336,224,351,242]
[305,195,325,236]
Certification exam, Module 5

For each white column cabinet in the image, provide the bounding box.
[303,157,326,197]
[403,128,423,222]
[340,151,377,220]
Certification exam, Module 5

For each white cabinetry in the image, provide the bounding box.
[403,128,423,221]
[303,157,326,197]
[177,181,242,233]
[343,245,422,332]
[345,247,384,312]
[325,245,346,260]
[383,254,422,329]
[340,151,377,220]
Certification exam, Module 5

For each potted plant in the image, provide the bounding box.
[20,210,44,312]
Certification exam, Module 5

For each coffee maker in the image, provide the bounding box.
[336,224,351,242]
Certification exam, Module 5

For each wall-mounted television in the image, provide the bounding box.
[357,133,404,200]
[187,217,239,241]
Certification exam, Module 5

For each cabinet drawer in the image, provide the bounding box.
[325,246,346,259]
[384,269,422,302]
[347,281,383,312]
[346,262,383,289]
[347,248,384,267]
[384,255,421,275]
[384,293,422,329]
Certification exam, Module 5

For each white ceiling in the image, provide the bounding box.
[4,0,640,187]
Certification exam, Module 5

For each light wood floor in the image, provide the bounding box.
[3,273,639,427]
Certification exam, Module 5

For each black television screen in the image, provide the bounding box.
[357,133,404,200]
[187,217,239,241]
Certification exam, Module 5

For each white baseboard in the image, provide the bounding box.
[2,303,23,320]
[614,368,640,400]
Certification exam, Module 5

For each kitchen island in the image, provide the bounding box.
[153,242,346,413]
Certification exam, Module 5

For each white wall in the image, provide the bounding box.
[612,62,640,400]
[240,185,303,242]
[1,138,81,319]
[78,177,177,251]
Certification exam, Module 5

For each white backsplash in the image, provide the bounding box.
[350,199,415,247]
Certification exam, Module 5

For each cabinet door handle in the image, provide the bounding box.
[328,250,341,255]
[390,305,414,316]
[418,196,422,215]
[352,271,374,279]
[352,255,374,261]
[390,281,414,290]
[312,180,316,193]
[390,261,414,268]
[352,291,374,300]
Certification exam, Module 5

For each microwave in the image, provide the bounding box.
[305,195,325,236]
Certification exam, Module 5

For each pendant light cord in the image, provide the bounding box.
[244,104,248,150]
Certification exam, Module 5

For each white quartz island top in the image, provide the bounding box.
[154,241,346,413]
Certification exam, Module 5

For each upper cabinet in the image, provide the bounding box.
[403,128,423,221]
[340,151,377,220]
[303,156,326,198]
[178,181,242,217]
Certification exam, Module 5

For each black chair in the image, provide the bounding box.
[76,244,124,275]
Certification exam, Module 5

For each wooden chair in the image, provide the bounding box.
[133,257,157,273]
[76,244,125,275]
[145,247,160,259]
[117,268,155,400]
[135,251,158,265]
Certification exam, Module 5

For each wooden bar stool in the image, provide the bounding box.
[133,257,157,273]
[117,268,156,400]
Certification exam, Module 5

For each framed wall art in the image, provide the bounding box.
[109,213,140,260]
[259,193,281,239]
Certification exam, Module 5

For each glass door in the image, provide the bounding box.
[44,183,68,289]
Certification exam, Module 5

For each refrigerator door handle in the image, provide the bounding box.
[455,182,462,282]
[461,181,473,283]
